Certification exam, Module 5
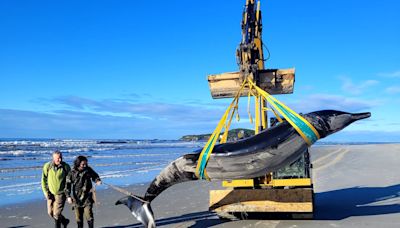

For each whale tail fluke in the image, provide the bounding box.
[116,196,156,228]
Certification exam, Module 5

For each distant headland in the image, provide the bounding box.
[179,128,255,142]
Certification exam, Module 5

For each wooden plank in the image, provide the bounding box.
[210,188,313,213]
[214,201,313,213]
[207,68,295,99]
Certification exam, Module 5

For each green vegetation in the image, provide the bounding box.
[180,128,255,142]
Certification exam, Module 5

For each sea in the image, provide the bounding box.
[0,138,392,207]
[0,138,204,207]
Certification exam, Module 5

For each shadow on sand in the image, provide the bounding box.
[315,184,400,220]
[102,185,400,227]
[101,211,225,228]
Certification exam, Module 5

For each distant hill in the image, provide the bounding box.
[180,128,255,142]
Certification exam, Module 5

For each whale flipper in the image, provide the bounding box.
[116,196,155,228]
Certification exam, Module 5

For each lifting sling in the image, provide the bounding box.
[195,78,320,180]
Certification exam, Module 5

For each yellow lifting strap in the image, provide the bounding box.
[195,78,320,180]
[247,80,320,145]
[220,97,238,144]
[195,80,246,180]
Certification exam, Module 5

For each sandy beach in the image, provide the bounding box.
[1,144,399,228]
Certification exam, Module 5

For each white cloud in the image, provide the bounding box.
[0,108,219,139]
[385,86,400,94]
[377,70,400,78]
[1,92,391,140]
[50,95,227,123]
[339,76,379,95]
[298,85,314,91]
[284,93,381,113]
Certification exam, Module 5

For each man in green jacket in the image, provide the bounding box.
[41,150,71,228]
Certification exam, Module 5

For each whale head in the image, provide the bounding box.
[116,196,155,228]
[304,110,371,138]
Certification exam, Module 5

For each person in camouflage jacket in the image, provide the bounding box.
[66,156,101,228]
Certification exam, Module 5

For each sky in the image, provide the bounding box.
[0,0,399,141]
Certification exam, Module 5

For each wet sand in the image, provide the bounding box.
[1,144,399,228]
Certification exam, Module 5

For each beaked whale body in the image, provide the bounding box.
[116,110,371,228]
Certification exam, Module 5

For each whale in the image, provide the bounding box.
[116,110,371,228]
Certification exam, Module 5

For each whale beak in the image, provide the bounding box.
[351,112,371,121]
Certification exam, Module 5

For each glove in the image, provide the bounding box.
[67,197,73,204]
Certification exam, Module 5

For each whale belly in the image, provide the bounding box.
[205,134,308,180]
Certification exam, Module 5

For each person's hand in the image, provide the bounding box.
[96,180,102,186]
[67,197,73,204]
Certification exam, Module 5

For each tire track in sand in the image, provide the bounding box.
[312,147,349,181]
[313,147,345,166]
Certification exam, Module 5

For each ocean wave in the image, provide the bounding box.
[90,153,181,159]
[0,140,202,158]
[136,167,164,173]
[99,173,131,179]
[3,186,40,194]
[0,139,202,205]
[0,139,203,148]
[100,163,166,179]
[94,161,164,167]
[0,150,31,156]
[0,174,40,180]
[0,181,40,190]
[0,166,43,173]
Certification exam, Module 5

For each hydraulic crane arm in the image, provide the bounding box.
[236,0,265,83]
[207,0,295,112]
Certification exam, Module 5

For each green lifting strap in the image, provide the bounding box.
[248,80,320,145]
[195,81,246,180]
[195,79,320,180]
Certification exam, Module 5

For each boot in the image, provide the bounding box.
[88,220,94,228]
[60,216,69,228]
[77,221,83,228]
[54,219,61,228]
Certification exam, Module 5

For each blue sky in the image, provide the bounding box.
[0,0,399,141]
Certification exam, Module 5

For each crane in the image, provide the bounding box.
[206,0,314,219]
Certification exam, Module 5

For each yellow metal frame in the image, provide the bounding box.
[222,179,255,188]
[222,178,312,188]
[266,178,312,187]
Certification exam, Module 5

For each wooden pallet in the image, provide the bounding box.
[210,188,313,218]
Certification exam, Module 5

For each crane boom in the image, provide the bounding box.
[237,0,264,83]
